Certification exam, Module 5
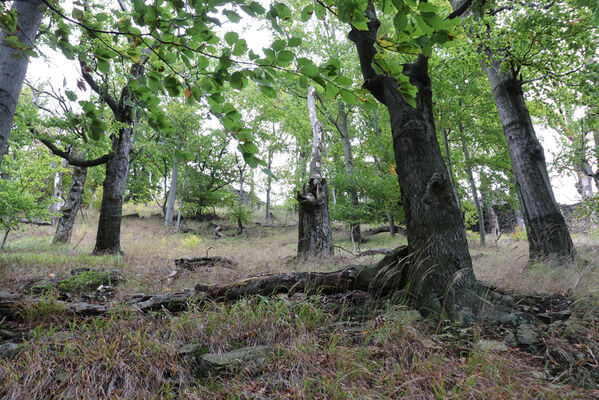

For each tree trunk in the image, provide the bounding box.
[387,208,396,237]
[49,159,66,226]
[337,101,363,243]
[442,128,461,210]
[481,60,575,261]
[265,147,272,222]
[164,155,179,226]
[54,159,87,244]
[460,132,485,245]
[0,0,45,166]
[93,129,132,255]
[349,3,482,319]
[297,86,334,258]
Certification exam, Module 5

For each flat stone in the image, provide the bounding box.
[0,342,20,358]
[517,323,541,346]
[195,345,276,376]
[475,339,510,352]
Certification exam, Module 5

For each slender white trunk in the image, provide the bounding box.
[164,156,179,226]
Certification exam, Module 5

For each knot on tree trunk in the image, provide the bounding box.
[422,172,451,207]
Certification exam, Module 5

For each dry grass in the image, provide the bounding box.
[1,206,598,399]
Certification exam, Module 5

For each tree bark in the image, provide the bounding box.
[481,59,575,261]
[337,101,363,243]
[265,146,272,222]
[54,158,87,244]
[94,128,133,254]
[297,86,334,258]
[442,129,461,210]
[0,0,45,166]
[49,158,67,226]
[460,131,485,245]
[349,2,482,319]
[164,155,179,226]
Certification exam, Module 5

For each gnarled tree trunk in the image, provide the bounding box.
[349,2,482,319]
[297,86,333,258]
[54,160,87,244]
[0,0,45,166]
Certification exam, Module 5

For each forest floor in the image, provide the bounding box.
[1,205,598,399]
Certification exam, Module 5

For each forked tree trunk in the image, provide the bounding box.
[0,0,45,166]
[297,86,333,258]
[349,2,482,319]
[94,128,133,255]
[54,159,87,244]
[481,61,574,261]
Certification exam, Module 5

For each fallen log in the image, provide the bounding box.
[356,248,392,257]
[194,246,409,300]
[175,256,237,270]
[362,225,407,237]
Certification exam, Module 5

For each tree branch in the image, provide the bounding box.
[38,138,111,167]
[79,60,120,114]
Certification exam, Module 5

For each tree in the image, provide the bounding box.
[297,86,333,258]
[0,0,45,166]
[457,0,594,261]
[345,0,485,318]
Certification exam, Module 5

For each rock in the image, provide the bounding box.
[178,342,209,357]
[475,339,510,352]
[193,346,277,377]
[0,342,20,358]
[504,332,517,348]
[516,323,541,346]
[381,306,422,323]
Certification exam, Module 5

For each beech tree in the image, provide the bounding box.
[455,0,599,261]
[0,0,45,166]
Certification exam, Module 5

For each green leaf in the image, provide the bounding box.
[417,2,437,13]
[262,168,277,179]
[300,5,313,22]
[65,90,77,101]
[224,31,239,46]
[72,8,84,20]
[224,10,241,23]
[393,11,407,32]
[271,39,286,52]
[230,71,245,90]
[334,75,352,86]
[288,37,302,47]
[241,142,259,154]
[272,3,292,20]
[298,75,308,89]
[275,50,294,67]
[297,58,319,77]
[314,2,326,19]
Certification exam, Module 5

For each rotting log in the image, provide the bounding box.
[175,256,237,270]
